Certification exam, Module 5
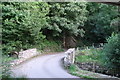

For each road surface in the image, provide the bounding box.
[11,52,80,78]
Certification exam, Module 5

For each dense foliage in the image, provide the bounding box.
[103,33,120,75]
[2,2,119,54]
[44,2,87,37]
[2,2,49,55]
[84,3,119,43]
[42,2,87,48]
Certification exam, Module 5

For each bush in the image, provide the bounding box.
[1,56,13,78]
[103,33,120,74]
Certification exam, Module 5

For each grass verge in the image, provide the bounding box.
[67,64,119,80]
[67,47,120,80]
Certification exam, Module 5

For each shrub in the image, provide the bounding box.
[103,33,120,74]
[1,56,13,78]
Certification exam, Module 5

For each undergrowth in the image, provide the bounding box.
[75,47,103,65]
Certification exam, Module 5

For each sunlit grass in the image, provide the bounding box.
[75,47,104,65]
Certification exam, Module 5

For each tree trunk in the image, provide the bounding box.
[63,35,77,49]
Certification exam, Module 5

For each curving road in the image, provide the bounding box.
[11,52,80,78]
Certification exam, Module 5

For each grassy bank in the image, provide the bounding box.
[67,47,119,79]
[68,64,119,80]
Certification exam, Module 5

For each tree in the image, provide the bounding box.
[103,33,120,76]
[2,2,49,55]
[42,2,87,48]
[84,3,119,43]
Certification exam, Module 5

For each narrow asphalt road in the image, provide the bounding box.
[11,52,80,78]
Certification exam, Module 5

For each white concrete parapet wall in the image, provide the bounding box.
[10,48,40,66]
[63,48,76,67]
[18,48,39,59]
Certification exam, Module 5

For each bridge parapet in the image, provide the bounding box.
[63,48,76,67]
